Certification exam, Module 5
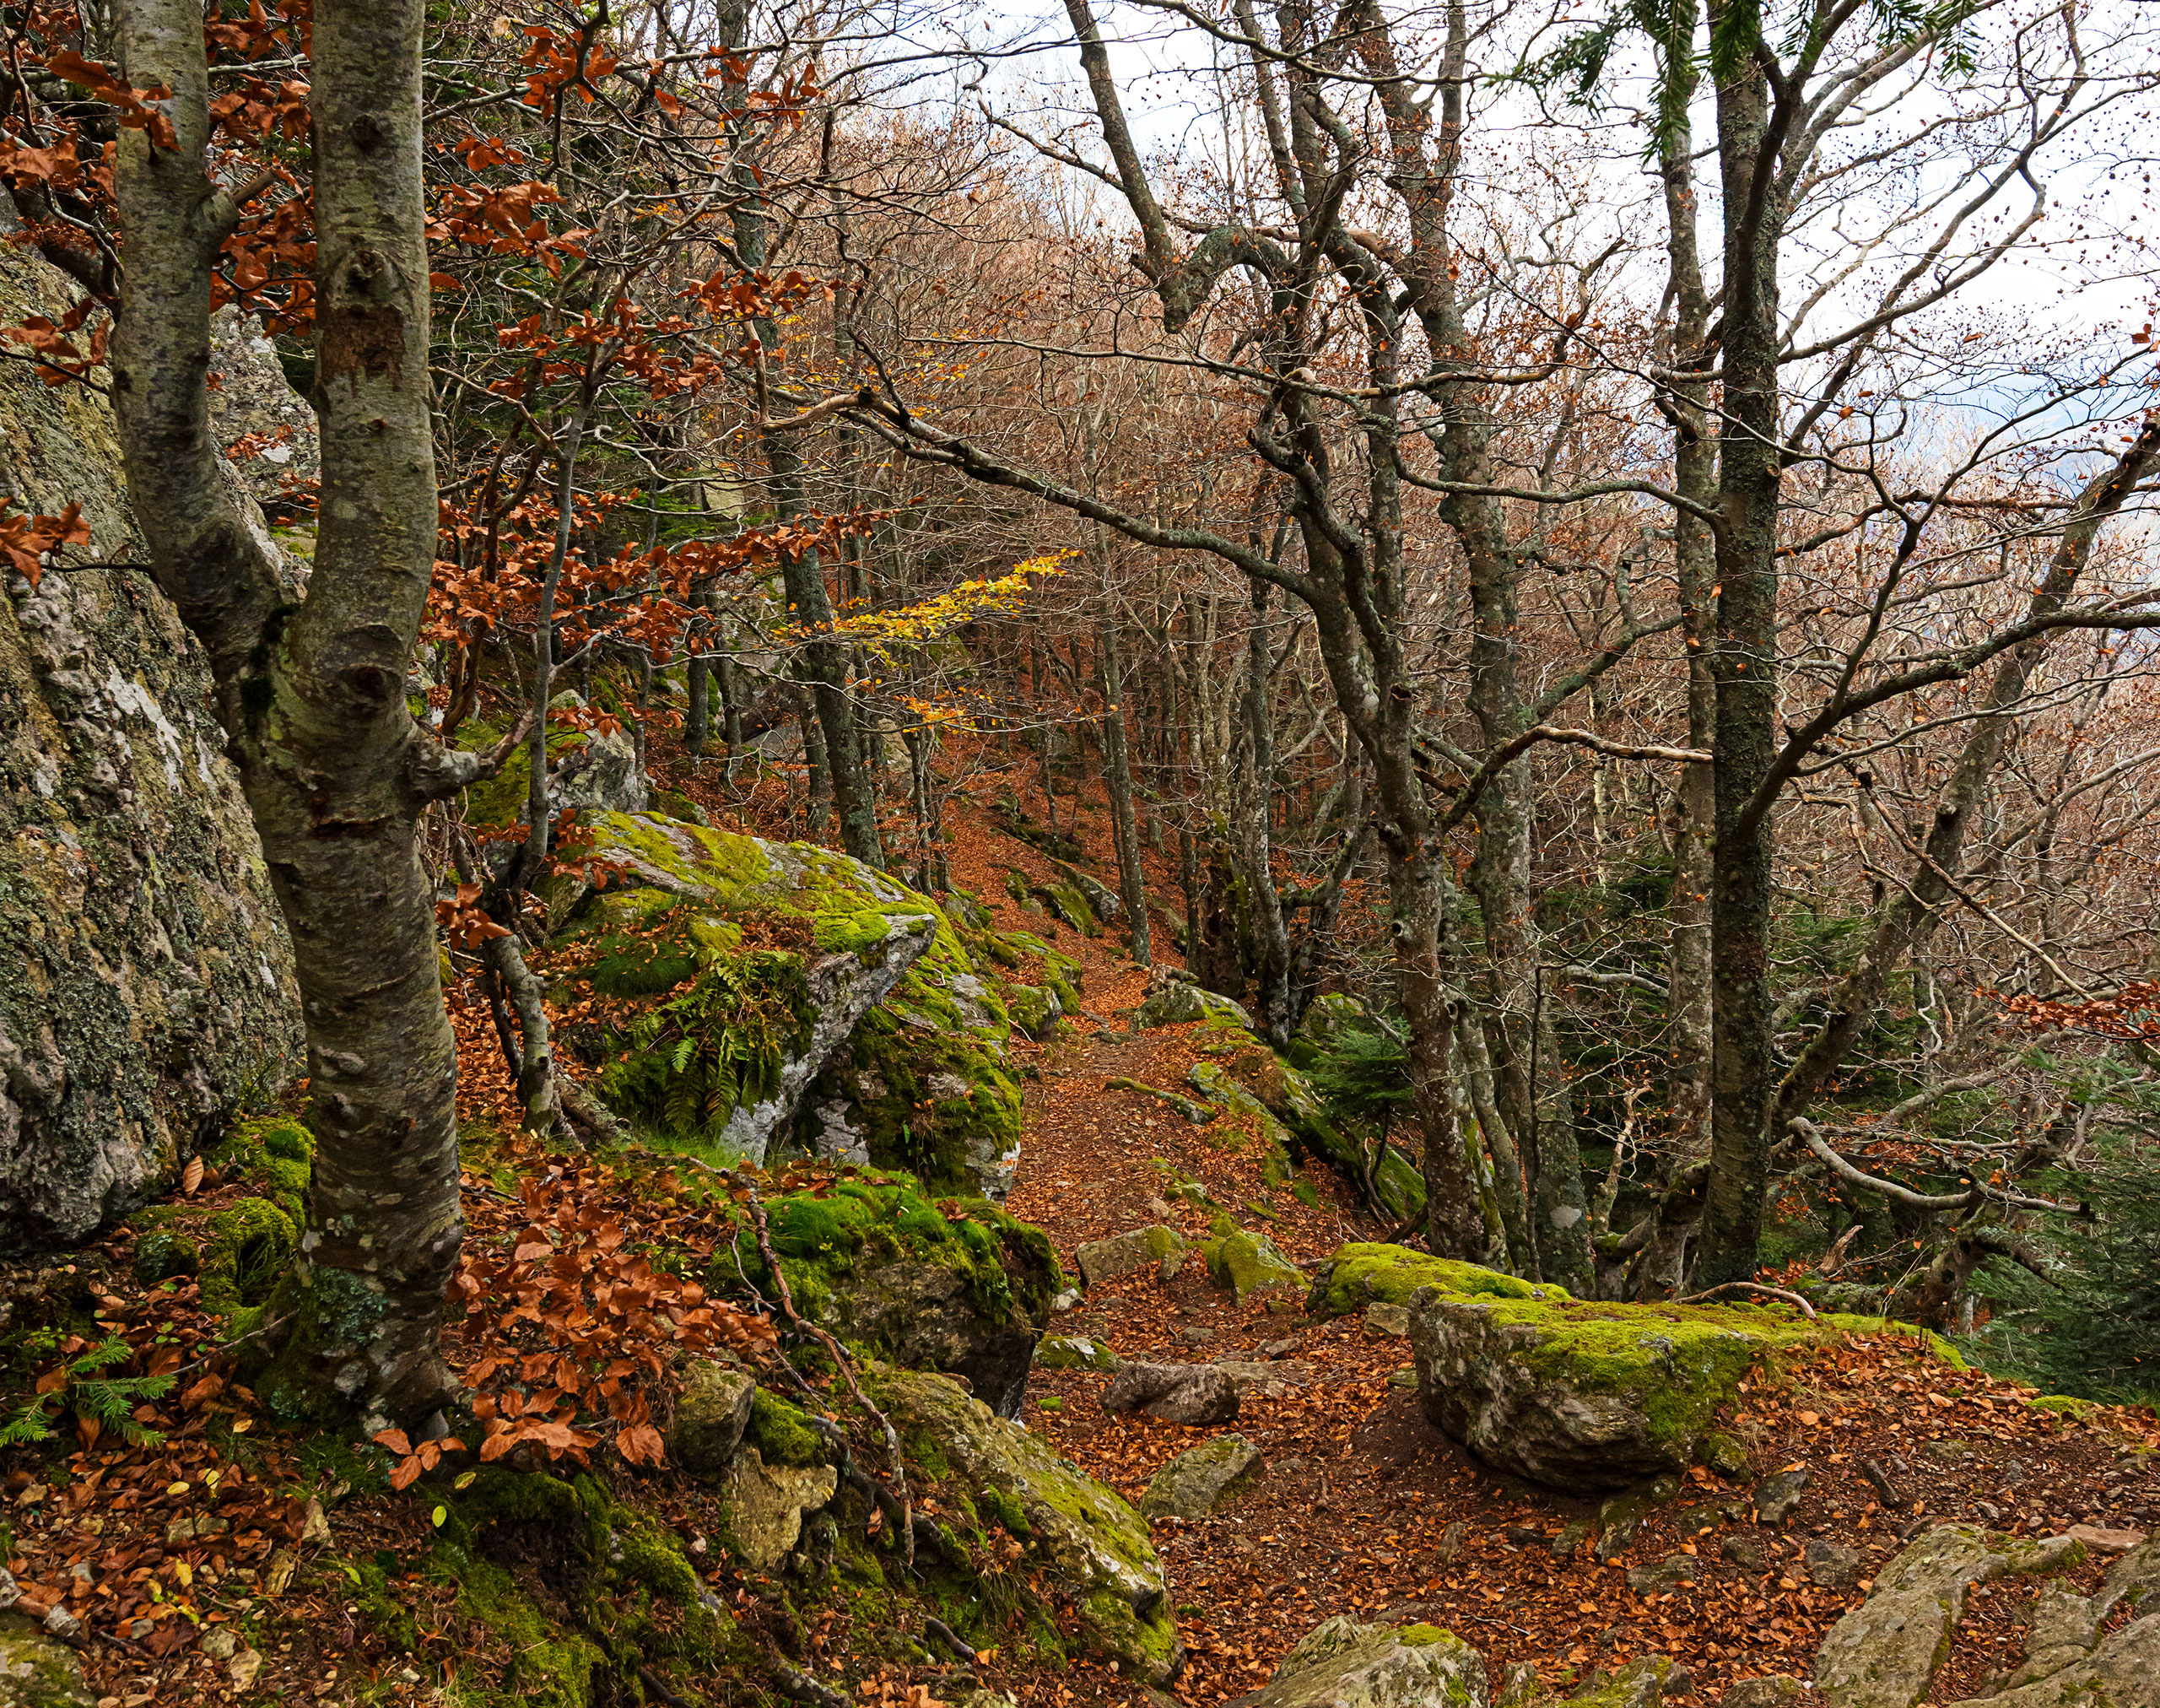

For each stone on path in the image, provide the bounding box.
[1222,1614,1488,1708]
[1077,1226,1187,1289]
[1206,1229,1302,1303]
[1103,1362,1241,1426]
[1813,1526,2084,1708]
[1142,1435,1264,1522]
[1754,1465,1811,1525]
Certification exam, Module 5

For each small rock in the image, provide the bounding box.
[201,1629,239,1661]
[1181,1327,1218,1345]
[1363,1304,1411,1338]
[1720,1532,1768,1570]
[1718,1677,1805,1708]
[1552,1517,1596,1561]
[1037,1334,1119,1371]
[1755,1466,1811,1526]
[1103,1362,1241,1426]
[2004,1458,2029,1486]
[300,1496,332,1544]
[263,1549,297,1596]
[1258,1338,1299,1359]
[1051,1289,1083,1312]
[722,1448,840,1570]
[1142,1434,1265,1521]
[228,1649,263,1691]
[1505,1525,1549,1549]
[2063,1523,2146,1554]
[667,1364,758,1475]
[1594,1516,1642,1564]
[1803,1537,1865,1590]
[1077,1226,1189,1290]
[1205,1230,1303,1304]
[1386,1366,1418,1389]
[1627,1554,1701,1594]
[1435,1520,1467,1564]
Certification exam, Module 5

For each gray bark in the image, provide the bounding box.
[110,0,473,1420]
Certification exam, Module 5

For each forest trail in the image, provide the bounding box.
[930,803,2160,1708]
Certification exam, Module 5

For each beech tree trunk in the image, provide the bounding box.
[1695,45,1785,1288]
[111,0,472,1423]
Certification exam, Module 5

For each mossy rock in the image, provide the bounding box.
[361,1467,739,1705]
[1202,1230,1303,1304]
[1408,1286,1925,1494]
[1003,982,1066,1042]
[556,814,982,1171]
[1135,978,1255,1033]
[866,1369,1182,1684]
[708,1170,1061,1417]
[0,1614,96,1705]
[1238,1614,1486,1708]
[1307,1243,1569,1319]
[555,813,1029,1197]
[204,1115,313,1220]
[197,1196,297,1316]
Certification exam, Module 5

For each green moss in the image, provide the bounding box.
[205,1115,314,1219]
[197,1196,297,1315]
[1310,1243,1570,1318]
[745,1390,828,1467]
[132,1230,199,1284]
[2027,1394,2103,1421]
[1460,1295,1898,1453]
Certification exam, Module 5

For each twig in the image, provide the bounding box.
[770,1660,849,1708]
[1671,1281,1819,1320]
[159,1311,296,1386]
[924,1616,977,1662]
[638,1663,701,1706]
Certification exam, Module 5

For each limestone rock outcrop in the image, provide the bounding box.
[0,243,302,1254]
[867,1370,1183,1683]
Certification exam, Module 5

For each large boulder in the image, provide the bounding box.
[554,813,1023,1198]
[1408,1286,1873,1492]
[867,1370,1182,1684]
[1812,1527,2086,1708]
[711,1173,1061,1418]
[1223,1615,1488,1708]
[0,242,304,1255]
[1308,1244,1569,1319]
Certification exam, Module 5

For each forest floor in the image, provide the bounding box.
[7,756,2160,1708]
[927,789,2160,1708]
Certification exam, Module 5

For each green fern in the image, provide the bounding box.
[0,1335,176,1449]
[598,948,816,1142]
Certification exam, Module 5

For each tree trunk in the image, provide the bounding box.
[1099,626,1153,965]
[111,0,466,1424]
[1695,50,1785,1288]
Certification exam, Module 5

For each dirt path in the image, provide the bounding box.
[937,811,2148,1708]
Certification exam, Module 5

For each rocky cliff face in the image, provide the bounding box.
[0,243,304,1253]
